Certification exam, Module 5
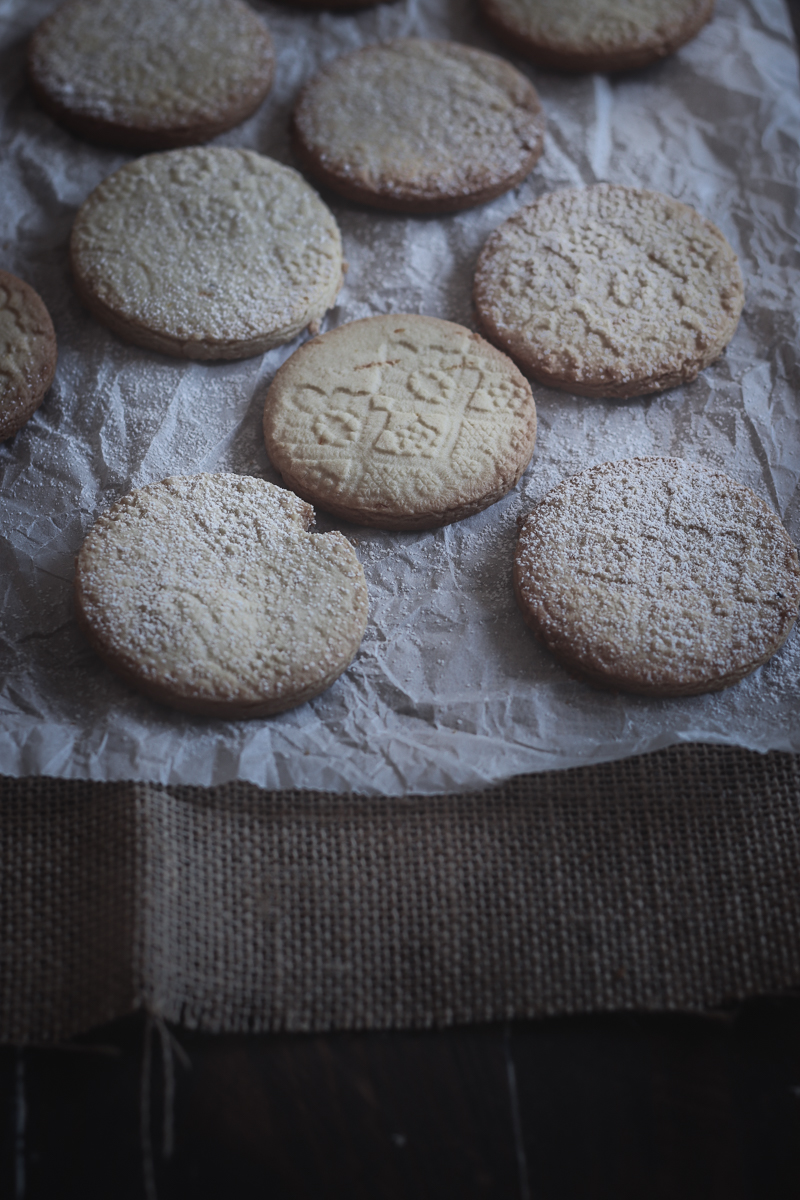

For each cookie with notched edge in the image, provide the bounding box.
[264,314,537,530]
[0,270,57,442]
[478,0,715,73]
[75,474,370,718]
[28,0,274,151]
[292,40,545,214]
[474,184,744,399]
[70,147,344,361]
[513,457,800,697]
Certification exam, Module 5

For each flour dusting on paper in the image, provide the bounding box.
[0,0,798,792]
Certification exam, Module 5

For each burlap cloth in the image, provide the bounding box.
[2,741,799,1044]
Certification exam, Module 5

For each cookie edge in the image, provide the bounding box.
[291,39,546,214]
[74,476,370,718]
[512,458,800,696]
[263,314,538,530]
[473,184,745,398]
[478,0,716,73]
[69,149,345,361]
[27,0,275,150]
[0,270,57,441]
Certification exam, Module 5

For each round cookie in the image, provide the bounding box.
[28,0,274,150]
[0,271,57,442]
[70,147,344,361]
[513,458,800,697]
[75,473,369,718]
[474,184,744,398]
[478,0,714,73]
[264,315,537,530]
[291,40,545,214]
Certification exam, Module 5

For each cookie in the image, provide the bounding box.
[0,271,57,442]
[478,0,714,73]
[264,314,537,530]
[70,147,344,361]
[474,184,744,398]
[75,473,369,717]
[291,39,545,214]
[514,458,800,696]
[28,0,274,150]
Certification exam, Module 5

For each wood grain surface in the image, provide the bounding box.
[2,1001,800,1198]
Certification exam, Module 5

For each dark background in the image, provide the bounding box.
[2,997,800,1198]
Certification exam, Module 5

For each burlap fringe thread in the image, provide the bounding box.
[2,743,800,1046]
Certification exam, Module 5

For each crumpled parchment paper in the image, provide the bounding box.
[1,0,798,793]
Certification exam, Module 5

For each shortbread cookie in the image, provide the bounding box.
[292,40,545,214]
[0,271,57,442]
[479,0,714,73]
[474,185,744,398]
[70,148,344,360]
[264,315,537,530]
[28,0,274,150]
[514,458,800,696]
[75,474,369,717]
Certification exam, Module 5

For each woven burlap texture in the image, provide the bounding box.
[2,742,800,1044]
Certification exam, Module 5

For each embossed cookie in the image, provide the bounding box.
[474,185,744,398]
[514,458,800,696]
[479,0,714,73]
[0,270,57,442]
[28,0,274,150]
[291,39,545,214]
[264,315,537,530]
[75,473,369,717]
[70,147,344,360]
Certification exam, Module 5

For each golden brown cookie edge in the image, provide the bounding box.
[291,40,545,214]
[263,314,538,529]
[512,458,800,696]
[68,152,345,361]
[74,480,370,718]
[473,184,745,398]
[478,0,715,73]
[27,0,275,151]
[0,269,57,441]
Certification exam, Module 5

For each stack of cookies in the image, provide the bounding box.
[4,0,797,719]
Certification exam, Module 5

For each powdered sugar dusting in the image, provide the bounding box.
[29,0,273,133]
[515,458,800,694]
[474,184,744,397]
[293,39,545,210]
[75,474,369,711]
[70,148,343,358]
[0,271,56,440]
[487,0,709,52]
[3,0,800,789]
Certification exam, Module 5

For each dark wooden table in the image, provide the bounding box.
[2,998,800,1198]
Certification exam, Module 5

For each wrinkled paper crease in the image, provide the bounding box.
[0,0,798,792]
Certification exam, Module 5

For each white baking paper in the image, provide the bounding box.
[1,0,799,792]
